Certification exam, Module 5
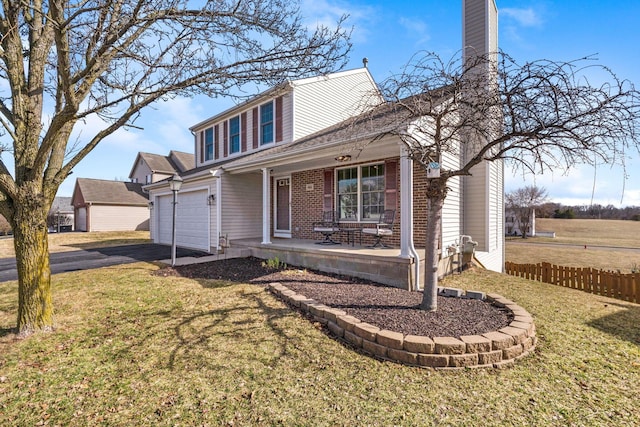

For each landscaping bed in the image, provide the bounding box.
[165,257,537,368]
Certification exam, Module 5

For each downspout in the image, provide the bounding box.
[211,169,223,251]
[400,146,421,291]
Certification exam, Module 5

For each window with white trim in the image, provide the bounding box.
[204,127,214,161]
[260,102,274,145]
[229,116,240,154]
[336,163,385,221]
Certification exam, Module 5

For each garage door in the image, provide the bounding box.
[156,190,210,251]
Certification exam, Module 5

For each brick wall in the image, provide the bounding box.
[278,160,440,249]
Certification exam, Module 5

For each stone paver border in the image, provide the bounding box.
[267,283,537,370]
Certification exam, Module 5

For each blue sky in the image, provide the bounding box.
[51,0,640,206]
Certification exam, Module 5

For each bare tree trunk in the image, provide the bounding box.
[420,179,446,311]
[13,192,53,336]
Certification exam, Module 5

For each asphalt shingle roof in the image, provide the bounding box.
[75,178,148,206]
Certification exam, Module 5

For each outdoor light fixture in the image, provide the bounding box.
[148,201,154,209]
[335,154,352,162]
[208,194,216,205]
[169,173,183,267]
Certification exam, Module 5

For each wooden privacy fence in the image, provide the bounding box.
[505,261,639,304]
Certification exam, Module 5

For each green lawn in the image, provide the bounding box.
[1,263,639,426]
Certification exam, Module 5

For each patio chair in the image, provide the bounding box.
[362,209,396,248]
[313,210,340,245]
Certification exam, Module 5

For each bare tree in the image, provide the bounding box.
[355,51,640,311]
[0,0,350,336]
[506,185,548,238]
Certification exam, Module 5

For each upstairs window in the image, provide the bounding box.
[229,116,240,154]
[204,127,214,161]
[260,102,274,145]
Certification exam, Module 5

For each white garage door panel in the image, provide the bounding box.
[156,190,209,251]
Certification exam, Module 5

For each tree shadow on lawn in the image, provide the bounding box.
[0,326,15,338]
[587,300,640,346]
[115,288,304,373]
[166,291,298,370]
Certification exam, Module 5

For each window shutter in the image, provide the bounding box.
[223,121,228,158]
[385,160,398,210]
[275,96,283,142]
[241,112,248,152]
[252,107,259,149]
[199,131,204,164]
[323,170,333,211]
[214,124,219,160]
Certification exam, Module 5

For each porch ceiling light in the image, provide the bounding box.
[335,154,352,162]
[169,173,183,192]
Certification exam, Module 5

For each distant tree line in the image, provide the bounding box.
[537,203,640,221]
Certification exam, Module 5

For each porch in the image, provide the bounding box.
[231,237,430,291]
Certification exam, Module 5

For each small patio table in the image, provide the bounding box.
[339,226,362,247]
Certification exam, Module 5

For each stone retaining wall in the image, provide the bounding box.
[267,283,537,369]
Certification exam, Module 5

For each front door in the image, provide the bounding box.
[274,177,291,237]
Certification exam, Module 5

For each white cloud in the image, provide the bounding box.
[500,7,543,28]
[398,17,431,47]
[300,0,379,44]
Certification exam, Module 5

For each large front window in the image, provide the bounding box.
[260,102,274,145]
[337,163,385,221]
[229,116,240,154]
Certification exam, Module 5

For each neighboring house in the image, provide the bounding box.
[72,178,150,231]
[145,0,503,289]
[48,197,75,232]
[129,150,195,184]
[505,208,536,237]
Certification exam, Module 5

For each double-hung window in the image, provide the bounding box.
[260,102,274,145]
[229,116,240,154]
[336,163,385,221]
[204,127,214,161]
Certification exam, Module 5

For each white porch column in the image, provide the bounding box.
[399,147,413,258]
[261,168,272,244]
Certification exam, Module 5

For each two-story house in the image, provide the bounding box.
[145,0,504,290]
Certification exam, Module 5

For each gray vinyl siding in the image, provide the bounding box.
[292,70,378,141]
[464,0,497,59]
[441,151,462,253]
[220,174,262,240]
[474,158,504,272]
[130,161,152,184]
[463,161,488,250]
[89,205,149,231]
[281,93,294,144]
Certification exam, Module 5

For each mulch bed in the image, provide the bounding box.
[154,257,512,338]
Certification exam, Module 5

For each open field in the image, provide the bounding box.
[506,219,640,272]
[531,218,640,248]
[0,231,151,258]
[1,263,639,426]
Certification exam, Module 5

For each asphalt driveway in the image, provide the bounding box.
[0,244,208,282]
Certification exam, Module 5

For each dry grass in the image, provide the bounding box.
[534,218,640,247]
[1,264,639,426]
[0,231,150,258]
[506,219,640,272]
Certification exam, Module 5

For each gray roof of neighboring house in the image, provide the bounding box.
[74,178,149,206]
[50,197,74,214]
[136,151,194,176]
[169,150,195,172]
